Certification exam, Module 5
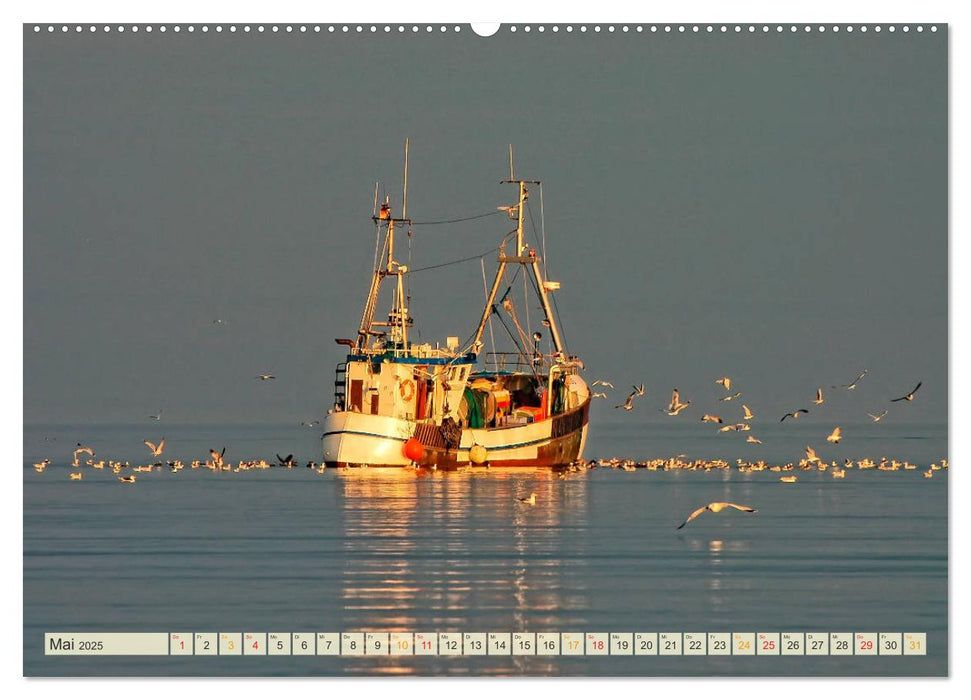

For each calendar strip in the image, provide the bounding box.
[44,632,927,656]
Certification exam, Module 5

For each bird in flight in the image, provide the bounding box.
[143,438,165,457]
[826,427,842,444]
[813,388,824,405]
[677,501,757,529]
[592,392,608,399]
[805,445,821,463]
[718,392,742,402]
[592,380,614,389]
[835,369,868,390]
[212,319,226,325]
[891,382,922,402]
[277,453,296,467]
[746,436,762,444]
[780,409,809,422]
[868,410,889,422]
[210,447,226,467]
[301,420,320,427]
[256,374,276,381]
[702,414,723,424]
[663,389,691,416]
[517,492,537,506]
[632,383,646,397]
[148,409,163,421]
[615,389,638,411]
[742,405,755,420]
[72,443,94,466]
[715,377,731,391]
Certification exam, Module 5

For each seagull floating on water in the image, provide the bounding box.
[517,492,537,506]
[676,501,756,529]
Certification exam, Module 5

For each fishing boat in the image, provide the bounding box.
[321,149,590,469]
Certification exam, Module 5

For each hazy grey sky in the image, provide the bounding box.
[24,26,946,425]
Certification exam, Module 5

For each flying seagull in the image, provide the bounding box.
[780,409,809,422]
[663,389,691,416]
[677,502,757,530]
[746,436,762,444]
[592,392,608,399]
[592,380,614,389]
[835,369,868,390]
[813,388,824,405]
[276,453,296,467]
[716,377,731,391]
[868,410,889,422]
[718,392,742,402]
[891,382,922,402]
[256,374,276,381]
[301,420,320,427]
[148,409,163,421]
[632,383,646,397]
[702,414,723,424]
[615,389,638,411]
[826,427,842,444]
[210,447,226,467]
[143,438,165,457]
[72,443,94,466]
[805,445,821,463]
[742,405,755,420]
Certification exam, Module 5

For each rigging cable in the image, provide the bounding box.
[410,210,503,226]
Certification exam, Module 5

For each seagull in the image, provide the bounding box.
[663,389,691,416]
[517,492,537,506]
[746,436,762,444]
[702,414,723,424]
[615,389,637,411]
[891,382,922,402]
[813,388,824,405]
[780,476,798,483]
[868,410,889,422]
[676,501,757,529]
[210,447,226,467]
[780,409,809,422]
[592,380,614,389]
[805,445,821,463]
[148,409,163,421]
[212,319,226,325]
[70,472,83,480]
[256,374,276,381]
[835,369,868,390]
[826,427,842,444]
[33,459,50,472]
[715,377,731,391]
[119,475,136,483]
[72,443,94,466]
[742,405,755,420]
[632,383,646,397]
[301,420,320,427]
[718,392,742,402]
[143,438,165,457]
[276,453,296,467]
[592,392,608,399]
[718,424,738,432]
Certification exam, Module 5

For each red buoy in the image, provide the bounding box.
[403,437,425,462]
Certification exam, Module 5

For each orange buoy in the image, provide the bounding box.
[403,437,425,462]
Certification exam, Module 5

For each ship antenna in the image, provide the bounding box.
[508,143,514,180]
[402,137,410,220]
[372,181,379,218]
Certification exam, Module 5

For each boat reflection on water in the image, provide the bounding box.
[335,467,590,674]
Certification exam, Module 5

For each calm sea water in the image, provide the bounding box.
[23,421,947,676]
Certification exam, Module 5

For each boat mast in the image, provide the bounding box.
[355,141,412,352]
[472,150,565,358]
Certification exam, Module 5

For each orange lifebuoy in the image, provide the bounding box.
[400,379,416,402]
